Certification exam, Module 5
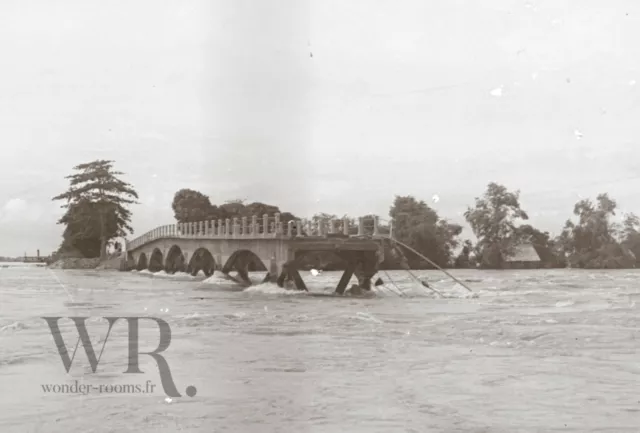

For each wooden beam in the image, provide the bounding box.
[335,262,356,295]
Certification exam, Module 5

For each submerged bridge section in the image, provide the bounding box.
[125,214,386,294]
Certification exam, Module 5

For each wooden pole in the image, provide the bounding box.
[385,236,473,292]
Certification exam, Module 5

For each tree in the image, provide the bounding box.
[53,160,138,259]
[242,202,280,218]
[561,193,635,268]
[171,191,298,226]
[454,239,475,268]
[464,182,529,268]
[620,212,640,266]
[280,212,297,223]
[53,199,114,258]
[171,189,222,222]
[389,195,462,268]
[220,199,246,218]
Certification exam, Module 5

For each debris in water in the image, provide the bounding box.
[574,130,583,140]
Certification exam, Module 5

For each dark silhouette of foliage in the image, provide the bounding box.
[389,195,462,268]
[53,160,138,259]
[620,212,640,266]
[171,189,225,222]
[558,193,635,268]
[464,182,529,268]
[164,185,640,270]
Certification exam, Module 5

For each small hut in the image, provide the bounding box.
[504,242,541,269]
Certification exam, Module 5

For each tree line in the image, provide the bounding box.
[51,159,640,270]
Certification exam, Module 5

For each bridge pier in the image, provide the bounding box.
[335,251,377,295]
[275,261,307,291]
[125,214,386,295]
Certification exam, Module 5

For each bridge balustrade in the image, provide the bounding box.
[125,213,382,251]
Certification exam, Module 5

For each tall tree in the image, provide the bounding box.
[54,198,119,258]
[389,195,462,268]
[561,193,634,268]
[171,189,222,222]
[53,160,138,260]
[464,182,529,268]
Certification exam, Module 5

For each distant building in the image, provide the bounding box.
[504,242,541,269]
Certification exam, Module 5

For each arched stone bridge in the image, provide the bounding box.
[125,213,386,293]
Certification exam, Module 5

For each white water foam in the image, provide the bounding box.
[243,282,308,296]
[132,269,197,279]
[201,272,233,285]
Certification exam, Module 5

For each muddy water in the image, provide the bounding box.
[1,263,639,432]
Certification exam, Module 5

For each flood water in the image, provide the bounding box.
[1,263,639,432]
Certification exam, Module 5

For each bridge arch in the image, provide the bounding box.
[136,253,148,271]
[165,245,186,274]
[149,248,164,273]
[222,249,267,274]
[187,248,216,277]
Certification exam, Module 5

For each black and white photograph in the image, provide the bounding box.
[0,1,639,431]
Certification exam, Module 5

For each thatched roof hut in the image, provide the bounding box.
[504,242,541,268]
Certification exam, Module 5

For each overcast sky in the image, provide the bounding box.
[1,0,639,256]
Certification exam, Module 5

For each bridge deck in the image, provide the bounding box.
[126,214,387,295]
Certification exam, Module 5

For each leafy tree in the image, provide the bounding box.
[561,194,635,268]
[220,199,246,218]
[53,160,138,260]
[242,202,280,218]
[620,212,640,266]
[280,212,297,223]
[171,191,298,225]
[389,195,462,268]
[454,239,475,268]
[53,199,116,258]
[171,189,223,222]
[464,182,529,268]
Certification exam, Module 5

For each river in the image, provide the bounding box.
[0,263,639,432]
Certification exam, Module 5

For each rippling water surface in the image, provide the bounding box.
[1,263,639,432]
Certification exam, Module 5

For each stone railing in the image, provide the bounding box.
[126,214,382,251]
